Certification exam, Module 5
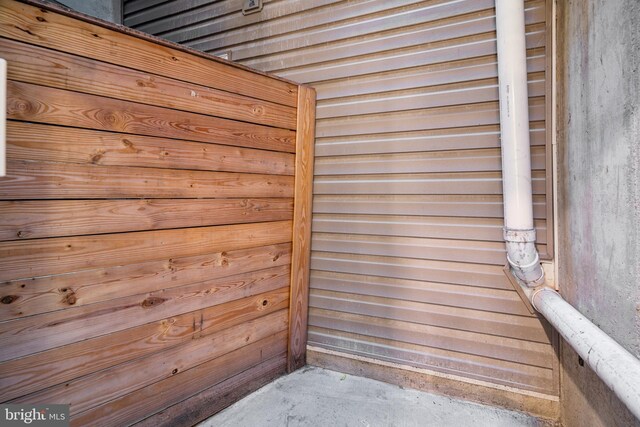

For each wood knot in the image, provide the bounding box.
[141,296,166,308]
[60,288,77,305]
[64,293,77,305]
[90,151,104,164]
[1,295,18,305]
[262,299,268,306]
[35,16,46,22]
[101,111,119,125]
[136,78,156,88]
[9,99,35,115]
[172,368,179,375]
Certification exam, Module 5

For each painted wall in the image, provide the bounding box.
[557,0,640,425]
[56,0,122,23]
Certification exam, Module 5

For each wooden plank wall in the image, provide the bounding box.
[0,1,315,426]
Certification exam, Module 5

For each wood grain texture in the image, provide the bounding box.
[7,81,295,152]
[0,243,292,321]
[0,1,307,421]
[1,38,297,129]
[0,265,291,362]
[0,160,293,200]
[133,353,287,427]
[7,122,295,175]
[0,288,289,402]
[0,0,298,107]
[75,337,287,426]
[288,86,317,372]
[0,220,292,282]
[0,198,293,242]
[12,311,288,416]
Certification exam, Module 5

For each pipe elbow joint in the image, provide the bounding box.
[504,228,545,287]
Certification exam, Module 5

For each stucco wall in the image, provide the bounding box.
[557,0,640,425]
[56,0,121,23]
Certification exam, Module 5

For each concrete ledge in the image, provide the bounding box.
[308,346,560,422]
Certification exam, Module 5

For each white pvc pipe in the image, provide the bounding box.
[532,288,640,420]
[495,0,544,285]
[497,2,640,420]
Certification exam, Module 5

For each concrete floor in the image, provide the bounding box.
[200,366,550,427]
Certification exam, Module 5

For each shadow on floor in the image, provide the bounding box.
[199,366,552,427]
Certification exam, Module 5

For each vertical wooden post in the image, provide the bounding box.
[287,85,316,372]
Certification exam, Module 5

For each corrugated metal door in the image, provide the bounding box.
[125,0,557,396]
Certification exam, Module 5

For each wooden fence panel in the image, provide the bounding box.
[0,1,316,425]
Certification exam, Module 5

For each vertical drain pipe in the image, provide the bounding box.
[495,1,640,420]
[495,0,544,286]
